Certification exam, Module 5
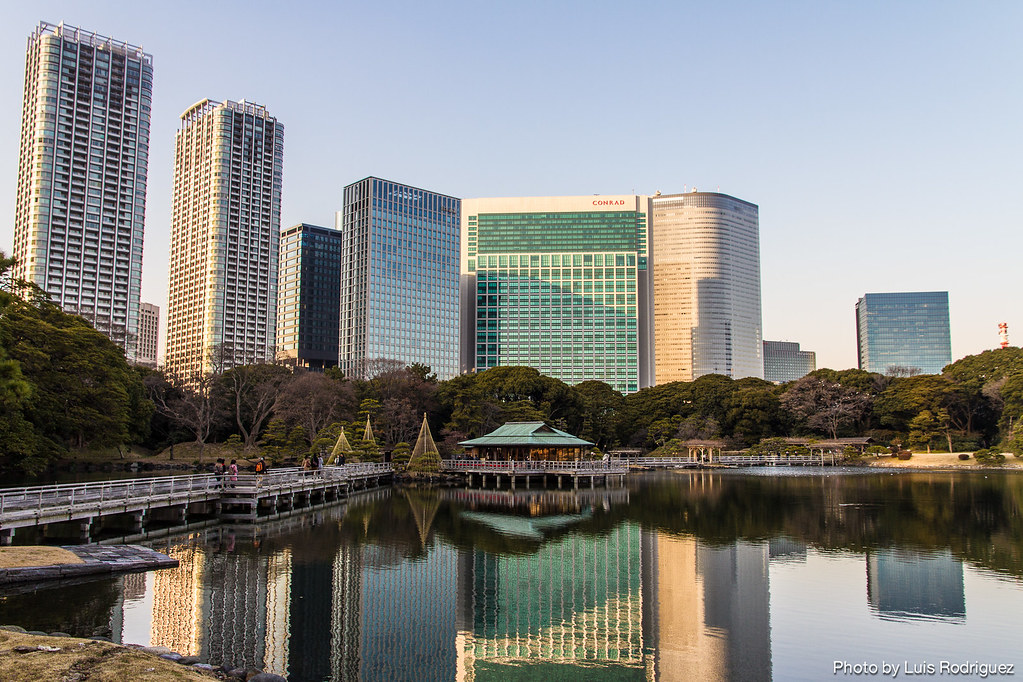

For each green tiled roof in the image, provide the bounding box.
[460,422,593,447]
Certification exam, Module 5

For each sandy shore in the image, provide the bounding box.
[865,451,1022,470]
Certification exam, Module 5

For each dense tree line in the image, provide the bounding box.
[0,253,151,474]
[4,250,1023,475]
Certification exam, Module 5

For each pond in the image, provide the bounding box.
[1,470,1021,681]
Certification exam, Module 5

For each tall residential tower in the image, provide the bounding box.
[339,177,460,380]
[460,195,653,393]
[651,191,762,382]
[165,99,284,382]
[13,22,153,356]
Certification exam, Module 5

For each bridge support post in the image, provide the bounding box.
[511,475,516,490]
[0,529,13,546]
[557,475,563,490]
[78,518,93,543]
[525,475,530,490]
[496,474,502,489]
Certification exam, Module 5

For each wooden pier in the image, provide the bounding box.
[0,463,392,545]
[439,460,628,490]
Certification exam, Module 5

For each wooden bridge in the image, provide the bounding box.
[439,459,629,490]
[0,463,393,545]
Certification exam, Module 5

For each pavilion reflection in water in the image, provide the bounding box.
[136,491,775,681]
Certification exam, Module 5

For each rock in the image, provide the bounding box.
[226,667,248,680]
[179,655,202,665]
[160,652,184,662]
[26,630,48,636]
[0,625,27,633]
[49,632,72,638]
[13,646,41,653]
[248,673,287,682]
[89,636,113,642]
[142,645,173,655]
[192,663,218,673]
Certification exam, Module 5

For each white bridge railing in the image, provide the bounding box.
[440,460,628,474]
[0,463,393,528]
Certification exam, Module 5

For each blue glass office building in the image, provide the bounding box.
[856,291,951,375]
[339,177,460,379]
[277,223,342,370]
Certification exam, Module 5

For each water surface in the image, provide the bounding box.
[1,470,1020,681]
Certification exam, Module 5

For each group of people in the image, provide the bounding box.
[212,457,268,487]
[301,453,326,472]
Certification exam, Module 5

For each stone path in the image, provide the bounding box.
[0,545,177,586]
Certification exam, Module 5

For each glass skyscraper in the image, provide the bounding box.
[856,291,951,375]
[460,196,653,393]
[277,223,342,370]
[166,99,284,382]
[339,177,460,380]
[651,191,763,382]
[13,22,153,357]
[763,340,816,383]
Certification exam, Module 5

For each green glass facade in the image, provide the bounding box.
[462,200,652,394]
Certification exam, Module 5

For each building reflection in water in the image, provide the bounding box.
[139,490,775,681]
[643,532,771,682]
[867,548,965,622]
[459,523,644,679]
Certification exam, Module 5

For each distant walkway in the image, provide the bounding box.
[612,452,842,468]
[0,463,393,544]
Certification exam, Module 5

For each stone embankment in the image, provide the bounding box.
[0,627,287,680]
[0,545,178,586]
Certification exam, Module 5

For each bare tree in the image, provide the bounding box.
[146,372,218,462]
[275,371,356,445]
[781,376,871,439]
[218,363,294,449]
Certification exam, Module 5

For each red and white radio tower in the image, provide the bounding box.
[999,323,1009,349]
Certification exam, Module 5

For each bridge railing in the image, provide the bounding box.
[0,463,396,519]
[0,473,221,518]
[612,457,701,467]
[717,454,837,465]
[440,460,627,473]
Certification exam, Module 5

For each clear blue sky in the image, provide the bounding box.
[2,0,1020,371]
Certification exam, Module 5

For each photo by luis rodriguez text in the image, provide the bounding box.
[833,660,1015,678]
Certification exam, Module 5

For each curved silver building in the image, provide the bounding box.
[651,191,763,383]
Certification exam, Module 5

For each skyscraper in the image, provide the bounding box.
[763,340,816,383]
[166,99,284,382]
[339,177,460,380]
[855,291,951,375]
[651,191,763,383]
[13,21,153,357]
[277,223,342,370]
[460,195,654,393]
[136,302,160,368]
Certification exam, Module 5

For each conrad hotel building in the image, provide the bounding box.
[460,196,654,393]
